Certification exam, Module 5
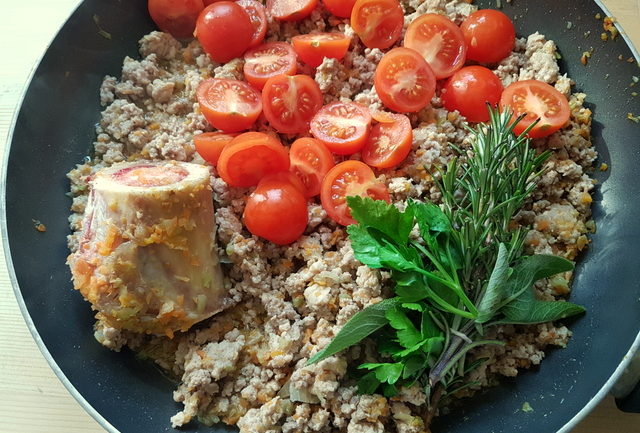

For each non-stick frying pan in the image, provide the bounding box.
[3,0,640,432]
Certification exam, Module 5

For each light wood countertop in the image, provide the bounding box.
[1,1,639,432]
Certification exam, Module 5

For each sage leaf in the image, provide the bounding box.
[501,297,586,324]
[476,243,512,323]
[307,298,400,365]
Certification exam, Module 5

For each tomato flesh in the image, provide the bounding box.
[291,33,351,68]
[244,42,297,89]
[290,137,335,197]
[194,131,238,165]
[267,0,318,21]
[310,102,372,155]
[322,0,357,18]
[320,161,390,226]
[237,0,268,47]
[217,132,290,187]
[244,173,309,245]
[500,80,571,139]
[461,9,515,64]
[197,78,262,132]
[403,13,466,79]
[262,75,323,134]
[374,47,436,113]
[350,0,404,49]
[148,0,204,38]
[195,2,254,63]
[442,66,504,123]
[361,113,412,169]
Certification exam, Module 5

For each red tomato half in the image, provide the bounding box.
[361,113,412,169]
[460,9,515,64]
[290,137,335,197]
[194,131,238,165]
[374,47,436,113]
[244,173,309,245]
[237,0,268,47]
[441,66,504,123]
[322,0,357,18]
[500,80,571,139]
[403,13,466,79]
[291,33,351,68]
[217,132,290,187]
[267,0,318,21]
[350,0,404,49]
[244,42,297,89]
[148,0,204,38]
[197,78,262,132]
[195,1,253,62]
[320,161,390,226]
[310,102,372,155]
[262,75,323,134]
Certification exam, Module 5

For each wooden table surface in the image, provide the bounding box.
[1,1,640,432]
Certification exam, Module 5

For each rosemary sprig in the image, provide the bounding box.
[308,108,585,427]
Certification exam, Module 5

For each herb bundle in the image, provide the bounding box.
[308,109,585,425]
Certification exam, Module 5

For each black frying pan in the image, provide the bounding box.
[3,0,640,432]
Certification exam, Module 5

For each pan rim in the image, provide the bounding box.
[0,1,638,433]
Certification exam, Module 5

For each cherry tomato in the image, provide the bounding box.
[267,0,318,21]
[310,102,372,155]
[243,42,297,89]
[197,78,262,132]
[217,132,290,187]
[203,0,227,4]
[290,137,335,197]
[322,0,357,18]
[500,80,571,139]
[361,113,412,169]
[262,75,323,134]
[320,161,390,226]
[194,131,238,165]
[237,0,268,47]
[195,2,253,63]
[374,47,436,113]
[441,66,504,123]
[244,173,309,245]
[148,0,204,38]
[460,9,515,64]
[291,33,351,68]
[403,13,466,79]
[350,0,404,49]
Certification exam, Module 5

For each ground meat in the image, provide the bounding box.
[67,0,596,429]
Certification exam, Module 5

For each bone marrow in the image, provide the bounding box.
[68,161,225,337]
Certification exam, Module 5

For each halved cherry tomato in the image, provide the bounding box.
[267,0,318,21]
[148,0,204,38]
[203,0,228,4]
[290,137,335,197]
[195,2,253,63]
[322,0,357,18]
[291,33,351,68]
[374,47,436,113]
[500,80,571,139]
[217,132,289,187]
[310,102,372,155]
[442,66,504,123]
[237,0,268,47]
[361,113,412,169]
[194,131,238,165]
[244,42,297,89]
[403,13,466,79]
[244,172,309,245]
[460,9,515,64]
[320,161,390,226]
[197,78,262,132]
[350,0,404,49]
[262,75,323,134]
